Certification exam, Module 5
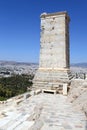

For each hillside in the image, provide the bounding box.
[71,63,87,68]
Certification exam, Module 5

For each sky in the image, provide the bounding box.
[0,0,87,63]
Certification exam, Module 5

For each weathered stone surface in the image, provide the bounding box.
[68,79,87,117]
[40,12,70,69]
[0,93,86,130]
[33,11,72,91]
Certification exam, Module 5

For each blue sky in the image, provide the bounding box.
[0,0,87,63]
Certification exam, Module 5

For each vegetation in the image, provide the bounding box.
[0,74,34,101]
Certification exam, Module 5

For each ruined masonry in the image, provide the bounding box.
[33,12,72,93]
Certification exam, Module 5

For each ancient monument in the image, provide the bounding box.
[0,11,86,130]
[33,11,72,93]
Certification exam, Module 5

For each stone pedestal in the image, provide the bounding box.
[33,68,72,91]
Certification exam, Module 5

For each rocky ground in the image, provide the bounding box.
[68,79,87,119]
[0,92,86,130]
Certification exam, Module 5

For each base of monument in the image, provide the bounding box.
[32,68,72,94]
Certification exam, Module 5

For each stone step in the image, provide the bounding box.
[0,114,31,130]
[14,121,34,130]
[34,75,70,79]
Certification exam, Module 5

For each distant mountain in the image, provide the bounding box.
[0,60,38,66]
[71,63,87,68]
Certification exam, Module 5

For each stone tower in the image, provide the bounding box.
[33,11,72,91]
